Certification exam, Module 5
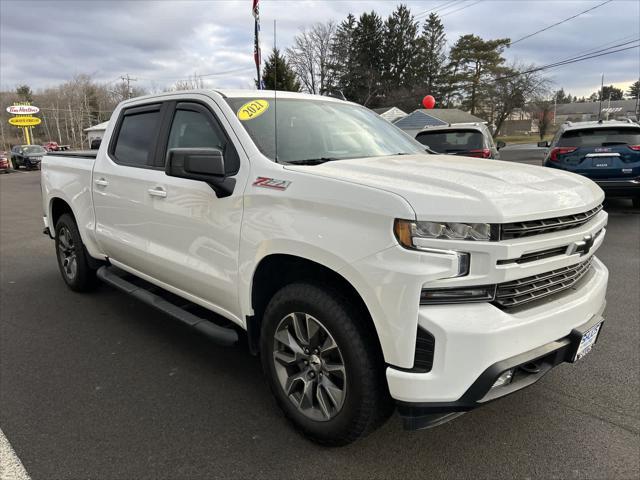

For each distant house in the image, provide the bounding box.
[555,99,638,124]
[372,107,407,123]
[394,109,486,137]
[84,121,109,143]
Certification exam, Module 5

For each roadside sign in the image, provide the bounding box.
[6,105,40,115]
[8,116,42,127]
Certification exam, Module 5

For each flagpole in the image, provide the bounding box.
[253,0,261,89]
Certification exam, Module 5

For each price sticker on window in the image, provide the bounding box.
[237,99,270,121]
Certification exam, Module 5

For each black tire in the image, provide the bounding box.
[54,213,97,292]
[260,282,391,446]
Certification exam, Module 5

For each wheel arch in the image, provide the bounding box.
[247,253,385,364]
[48,196,105,266]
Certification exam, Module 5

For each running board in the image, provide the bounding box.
[96,266,238,346]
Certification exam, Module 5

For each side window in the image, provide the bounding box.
[167,106,240,175]
[112,107,161,167]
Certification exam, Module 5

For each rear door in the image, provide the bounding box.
[92,102,171,272]
[551,126,640,179]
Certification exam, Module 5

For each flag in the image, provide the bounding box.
[253,0,261,89]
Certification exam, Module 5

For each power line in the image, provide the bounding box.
[496,41,639,81]
[440,0,483,18]
[509,0,614,46]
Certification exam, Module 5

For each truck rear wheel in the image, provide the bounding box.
[54,213,96,292]
[260,282,391,446]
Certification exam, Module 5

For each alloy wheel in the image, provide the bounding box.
[57,226,77,281]
[272,312,346,421]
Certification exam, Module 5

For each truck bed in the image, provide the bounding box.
[47,150,97,159]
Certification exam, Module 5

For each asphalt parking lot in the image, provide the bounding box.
[1,169,638,479]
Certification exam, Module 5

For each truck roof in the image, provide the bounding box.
[119,89,349,108]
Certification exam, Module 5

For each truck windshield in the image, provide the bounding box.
[225,97,425,163]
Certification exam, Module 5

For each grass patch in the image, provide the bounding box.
[497,134,554,145]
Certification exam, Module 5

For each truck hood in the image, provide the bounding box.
[285,154,604,223]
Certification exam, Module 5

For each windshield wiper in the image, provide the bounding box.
[285,157,340,165]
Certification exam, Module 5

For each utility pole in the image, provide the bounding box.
[597,73,604,121]
[636,77,640,122]
[120,74,138,99]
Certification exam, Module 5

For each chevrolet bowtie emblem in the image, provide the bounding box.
[566,234,595,256]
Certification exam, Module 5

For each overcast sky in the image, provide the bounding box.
[1,0,638,98]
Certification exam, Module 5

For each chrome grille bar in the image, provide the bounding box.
[494,258,593,308]
[501,205,602,240]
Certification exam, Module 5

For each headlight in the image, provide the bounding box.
[394,219,496,245]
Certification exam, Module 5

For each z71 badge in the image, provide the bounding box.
[253,177,291,191]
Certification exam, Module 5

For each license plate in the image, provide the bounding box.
[574,322,602,361]
[592,158,613,168]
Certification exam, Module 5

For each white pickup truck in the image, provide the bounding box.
[42,90,608,445]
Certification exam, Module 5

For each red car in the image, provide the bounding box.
[0,151,10,173]
[43,141,71,152]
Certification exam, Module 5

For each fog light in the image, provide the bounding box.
[491,369,514,388]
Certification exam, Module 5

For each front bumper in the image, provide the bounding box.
[387,257,608,426]
[594,178,640,197]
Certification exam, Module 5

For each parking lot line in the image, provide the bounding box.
[0,428,30,480]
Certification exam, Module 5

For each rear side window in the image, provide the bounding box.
[112,108,161,167]
[416,130,484,153]
[558,127,640,147]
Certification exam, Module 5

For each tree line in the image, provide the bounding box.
[262,5,552,135]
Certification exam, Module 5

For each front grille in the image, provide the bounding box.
[494,257,593,309]
[501,204,602,239]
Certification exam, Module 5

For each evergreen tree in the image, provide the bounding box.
[329,14,357,100]
[594,85,624,101]
[448,34,510,114]
[415,13,447,100]
[627,80,640,99]
[351,11,385,106]
[260,49,300,92]
[382,5,419,94]
[16,84,34,103]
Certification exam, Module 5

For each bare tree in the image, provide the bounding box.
[484,63,549,137]
[169,73,205,92]
[529,99,554,140]
[287,22,336,95]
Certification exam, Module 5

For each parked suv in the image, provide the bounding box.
[415,123,504,159]
[11,144,47,170]
[541,120,640,207]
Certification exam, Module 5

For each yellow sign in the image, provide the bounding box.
[9,116,41,127]
[237,99,269,121]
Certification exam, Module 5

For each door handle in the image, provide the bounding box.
[147,187,167,198]
[94,178,109,187]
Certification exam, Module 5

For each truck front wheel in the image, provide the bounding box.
[54,213,96,292]
[260,282,391,445]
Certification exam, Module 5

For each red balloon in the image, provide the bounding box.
[422,95,436,109]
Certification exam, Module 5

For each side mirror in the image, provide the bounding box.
[496,140,506,150]
[166,147,235,198]
[537,141,550,148]
[166,148,226,179]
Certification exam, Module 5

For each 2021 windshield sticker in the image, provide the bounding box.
[237,99,269,121]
